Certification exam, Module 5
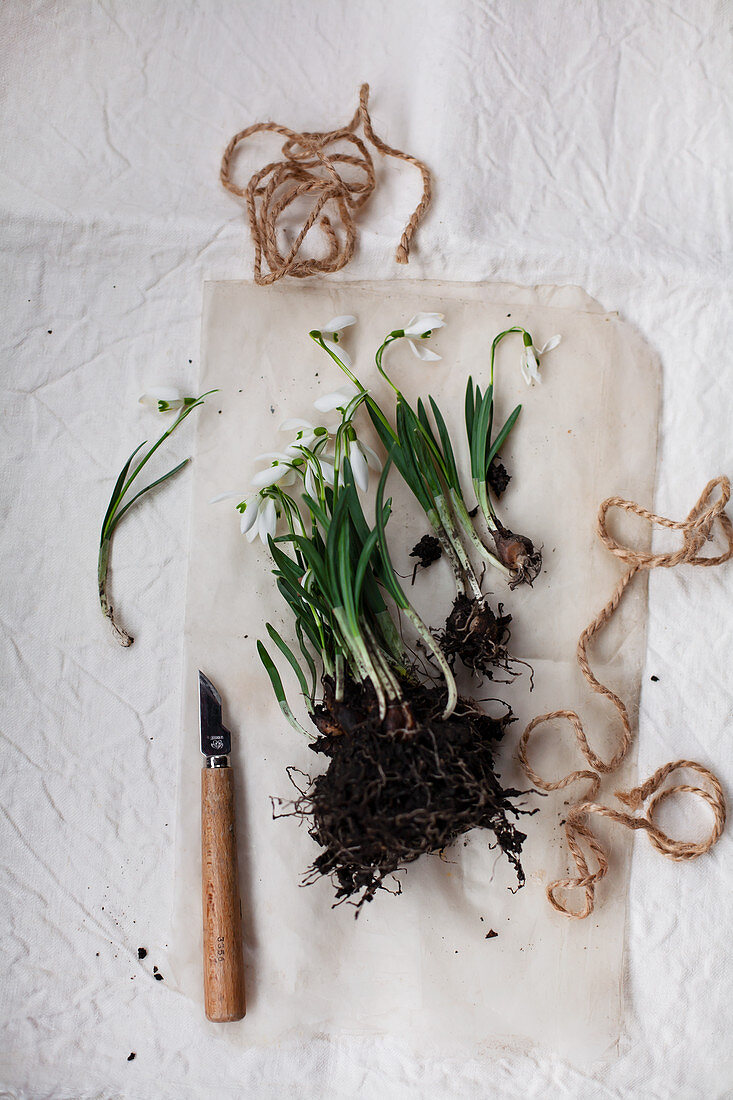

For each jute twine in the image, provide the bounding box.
[220,84,432,285]
[518,476,733,919]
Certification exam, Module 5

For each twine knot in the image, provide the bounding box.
[519,477,733,918]
[220,84,432,285]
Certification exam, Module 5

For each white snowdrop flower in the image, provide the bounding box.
[537,335,562,354]
[239,494,278,544]
[139,387,188,412]
[314,382,361,413]
[240,496,263,537]
[402,312,445,362]
[279,418,330,457]
[304,462,317,499]
[210,488,280,546]
[347,439,382,492]
[255,495,278,544]
[318,458,335,486]
[313,315,357,368]
[520,334,562,387]
[302,454,335,497]
[251,452,297,489]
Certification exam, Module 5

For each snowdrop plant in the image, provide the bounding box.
[464,327,560,585]
[99,388,214,646]
[248,395,457,729]
[311,314,522,596]
[247,317,533,910]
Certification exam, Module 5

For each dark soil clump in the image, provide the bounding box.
[488,457,511,498]
[441,595,513,676]
[276,678,529,909]
[409,533,442,582]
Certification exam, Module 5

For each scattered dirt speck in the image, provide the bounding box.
[137,947,147,960]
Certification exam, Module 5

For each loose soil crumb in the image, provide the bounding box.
[485,929,498,939]
[137,947,147,960]
[127,1052,136,1062]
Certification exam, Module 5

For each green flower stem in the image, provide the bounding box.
[476,478,501,536]
[489,326,524,385]
[309,332,396,443]
[334,607,388,719]
[374,332,404,395]
[375,608,406,666]
[363,620,402,702]
[403,607,457,720]
[433,496,483,600]
[334,653,345,701]
[449,488,512,580]
[431,517,471,598]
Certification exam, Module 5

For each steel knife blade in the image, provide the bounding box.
[199,670,231,760]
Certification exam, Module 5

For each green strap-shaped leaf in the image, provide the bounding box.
[257,641,310,736]
[465,376,475,440]
[374,457,408,610]
[295,621,319,702]
[353,526,381,612]
[112,458,190,527]
[471,383,494,479]
[265,623,313,711]
[428,396,460,491]
[100,441,147,542]
[486,404,521,473]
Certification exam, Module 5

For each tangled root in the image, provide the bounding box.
[440,595,514,677]
[275,678,529,909]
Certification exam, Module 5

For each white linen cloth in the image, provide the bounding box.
[0,1,731,1097]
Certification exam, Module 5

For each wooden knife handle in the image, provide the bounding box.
[201,766,246,1021]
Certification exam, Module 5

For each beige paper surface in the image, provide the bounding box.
[169,280,659,1062]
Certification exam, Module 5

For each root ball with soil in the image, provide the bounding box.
[278,677,529,909]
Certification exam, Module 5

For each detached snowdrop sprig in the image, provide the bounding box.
[100,388,216,646]
[139,387,201,413]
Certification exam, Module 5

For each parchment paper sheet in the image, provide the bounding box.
[170,280,659,1062]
